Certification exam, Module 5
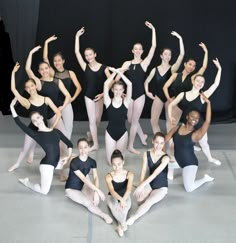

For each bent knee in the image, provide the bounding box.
[184,185,194,193]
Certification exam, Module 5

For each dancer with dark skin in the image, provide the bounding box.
[8,62,61,172]
[10,98,73,195]
[75,27,110,151]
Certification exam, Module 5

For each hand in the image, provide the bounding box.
[200,92,210,104]
[171,31,182,39]
[58,106,64,111]
[13,62,20,73]
[118,199,127,210]
[133,184,145,199]
[45,35,57,43]
[10,97,18,107]
[31,45,41,53]
[108,67,116,73]
[95,189,105,201]
[199,42,208,53]
[93,191,100,206]
[94,93,103,102]
[145,21,154,30]
[76,27,85,37]
[146,91,155,100]
[212,58,221,69]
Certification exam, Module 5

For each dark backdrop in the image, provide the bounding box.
[1,0,236,122]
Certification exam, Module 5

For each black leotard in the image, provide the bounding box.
[84,64,106,100]
[173,125,198,168]
[14,116,73,167]
[39,79,63,118]
[178,92,204,128]
[108,171,129,197]
[54,69,73,102]
[170,73,192,98]
[106,101,127,141]
[147,151,168,189]
[65,156,97,190]
[155,67,172,103]
[126,63,145,100]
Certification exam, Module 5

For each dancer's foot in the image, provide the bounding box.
[26,153,34,164]
[89,145,99,152]
[141,134,148,146]
[126,216,135,226]
[167,168,174,180]
[208,158,221,166]
[194,145,201,152]
[128,147,140,155]
[116,225,124,237]
[86,131,93,142]
[103,214,113,224]
[204,174,215,182]
[121,222,128,232]
[18,177,29,186]
[8,163,20,172]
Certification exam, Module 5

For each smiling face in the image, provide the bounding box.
[30,112,44,129]
[112,82,124,97]
[184,59,196,74]
[152,135,165,152]
[25,79,37,96]
[53,54,65,70]
[84,48,96,63]
[38,62,50,79]
[77,140,89,157]
[186,110,200,126]
[132,43,144,58]
[192,75,205,90]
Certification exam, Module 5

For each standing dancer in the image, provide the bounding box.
[8,63,61,172]
[75,27,110,151]
[65,138,113,224]
[168,58,222,169]
[144,31,185,134]
[104,67,132,164]
[166,93,214,192]
[43,35,82,139]
[119,21,156,154]
[126,132,169,226]
[10,99,73,195]
[106,150,134,237]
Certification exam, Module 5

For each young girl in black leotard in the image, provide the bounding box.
[144,31,185,134]
[65,138,113,224]
[10,99,73,195]
[126,132,169,226]
[8,63,61,172]
[118,21,156,154]
[168,58,222,174]
[43,35,82,139]
[103,67,132,164]
[166,93,214,192]
[75,27,110,151]
[106,150,134,237]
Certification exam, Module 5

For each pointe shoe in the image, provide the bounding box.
[8,163,19,172]
[204,174,215,182]
[208,158,221,166]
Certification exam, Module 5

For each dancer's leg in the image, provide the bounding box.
[61,103,74,139]
[105,131,118,165]
[151,96,164,134]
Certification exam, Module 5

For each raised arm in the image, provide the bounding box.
[142,21,156,71]
[75,27,87,71]
[192,93,211,142]
[163,72,178,102]
[203,58,222,98]
[25,46,42,90]
[168,92,184,125]
[68,70,82,102]
[144,68,156,100]
[58,80,72,111]
[192,42,208,79]
[170,31,185,73]
[43,35,57,77]
[11,63,30,109]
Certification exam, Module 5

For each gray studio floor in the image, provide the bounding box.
[0,113,236,243]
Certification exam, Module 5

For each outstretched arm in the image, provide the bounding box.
[203,58,222,98]
[192,42,208,79]
[144,68,156,100]
[170,31,185,73]
[25,46,42,90]
[11,63,30,109]
[142,21,156,71]
[43,35,57,77]
[192,93,211,142]
[75,27,87,71]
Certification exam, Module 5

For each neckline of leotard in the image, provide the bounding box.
[56,69,66,73]
[87,63,103,72]
[28,97,46,107]
[148,151,167,164]
[110,99,124,109]
[156,66,171,77]
[184,92,204,104]
[109,171,129,183]
[177,125,194,136]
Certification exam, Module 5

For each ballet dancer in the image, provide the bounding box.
[144,31,185,134]
[104,67,132,164]
[126,132,169,226]
[75,27,110,151]
[10,98,73,195]
[166,93,214,192]
[106,149,134,237]
[43,35,82,139]
[65,138,113,224]
[8,62,61,172]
